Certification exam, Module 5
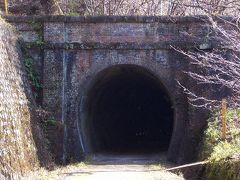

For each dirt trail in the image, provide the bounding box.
[58,154,185,180]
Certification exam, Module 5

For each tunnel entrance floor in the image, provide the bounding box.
[86,152,172,165]
[83,65,174,156]
[56,153,182,180]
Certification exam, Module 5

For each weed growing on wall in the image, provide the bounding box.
[30,21,45,49]
[21,20,44,100]
[24,57,42,94]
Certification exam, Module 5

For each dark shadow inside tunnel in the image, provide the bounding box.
[84,65,174,155]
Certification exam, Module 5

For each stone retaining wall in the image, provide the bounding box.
[0,17,39,179]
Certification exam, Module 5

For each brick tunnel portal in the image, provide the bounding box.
[81,65,174,155]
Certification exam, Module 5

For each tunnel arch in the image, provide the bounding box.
[78,64,175,155]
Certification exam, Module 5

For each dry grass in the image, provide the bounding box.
[23,162,87,180]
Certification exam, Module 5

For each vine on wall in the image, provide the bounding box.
[21,20,44,100]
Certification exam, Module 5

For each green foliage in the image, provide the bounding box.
[67,1,79,15]
[30,21,43,30]
[206,158,240,180]
[29,20,45,48]
[21,20,44,99]
[24,57,42,96]
[25,43,32,49]
[45,117,57,126]
[65,0,82,16]
[63,42,70,50]
[35,37,45,48]
[201,109,240,180]
[210,141,240,161]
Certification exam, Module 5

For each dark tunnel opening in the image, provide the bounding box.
[85,65,174,154]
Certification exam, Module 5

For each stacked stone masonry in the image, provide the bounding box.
[0,18,39,179]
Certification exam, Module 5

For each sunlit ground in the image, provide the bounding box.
[23,153,184,180]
